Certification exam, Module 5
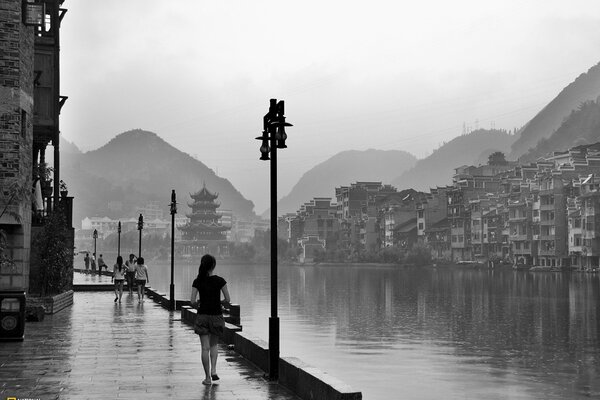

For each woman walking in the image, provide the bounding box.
[134,257,149,303]
[190,254,231,385]
[112,255,126,302]
[125,254,137,295]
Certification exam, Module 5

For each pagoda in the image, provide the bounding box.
[179,184,230,255]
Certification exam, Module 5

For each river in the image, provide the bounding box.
[145,261,600,399]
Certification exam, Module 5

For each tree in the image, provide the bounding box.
[488,151,508,165]
[31,205,74,296]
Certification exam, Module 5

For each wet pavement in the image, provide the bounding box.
[0,289,301,399]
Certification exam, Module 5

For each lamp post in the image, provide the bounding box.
[169,190,177,311]
[137,214,144,258]
[255,98,292,380]
[93,229,98,270]
[117,221,122,257]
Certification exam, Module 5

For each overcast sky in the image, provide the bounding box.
[60,0,600,214]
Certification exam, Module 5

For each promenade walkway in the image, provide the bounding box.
[0,279,300,399]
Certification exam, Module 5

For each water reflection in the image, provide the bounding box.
[149,263,600,399]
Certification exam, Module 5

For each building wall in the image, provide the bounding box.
[0,1,34,291]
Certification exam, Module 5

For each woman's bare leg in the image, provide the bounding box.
[200,334,212,384]
[210,334,219,377]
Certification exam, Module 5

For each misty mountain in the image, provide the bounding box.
[264,149,417,217]
[519,99,600,163]
[509,61,600,159]
[61,129,255,227]
[391,129,515,191]
[60,136,82,155]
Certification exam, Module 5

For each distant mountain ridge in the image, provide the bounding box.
[519,98,600,163]
[264,149,417,217]
[61,129,256,227]
[391,129,515,191]
[510,61,600,159]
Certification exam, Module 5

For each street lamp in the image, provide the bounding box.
[117,221,122,257]
[255,98,292,380]
[137,214,144,258]
[169,190,177,311]
[93,229,98,271]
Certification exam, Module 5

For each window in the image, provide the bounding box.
[418,222,424,230]
[418,210,424,218]
[21,110,27,138]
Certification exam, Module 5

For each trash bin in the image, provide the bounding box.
[0,291,26,341]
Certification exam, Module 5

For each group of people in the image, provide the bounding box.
[111,253,150,303]
[83,252,108,274]
[84,252,149,302]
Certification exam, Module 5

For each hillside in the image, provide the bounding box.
[509,62,600,159]
[519,99,600,163]
[266,149,417,216]
[61,129,256,227]
[391,129,515,191]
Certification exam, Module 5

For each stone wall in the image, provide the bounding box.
[0,0,34,292]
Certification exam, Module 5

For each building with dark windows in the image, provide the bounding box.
[1,0,72,294]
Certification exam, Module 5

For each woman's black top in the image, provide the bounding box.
[192,275,227,315]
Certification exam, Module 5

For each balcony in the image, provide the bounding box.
[513,248,532,255]
[540,203,555,211]
[510,233,528,241]
[509,215,528,221]
[538,248,556,256]
[540,219,555,226]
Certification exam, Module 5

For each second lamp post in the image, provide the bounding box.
[137,214,144,258]
[255,98,292,380]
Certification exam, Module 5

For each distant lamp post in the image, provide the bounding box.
[117,221,122,257]
[137,214,144,258]
[93,229,98,267]
[169,190,177,311]
[255,98,292,380]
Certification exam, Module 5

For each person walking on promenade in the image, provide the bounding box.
[125,253,137,295]
[90,253,97,275]
[190,254,231,386]
[84,252,90,274]
[134,257,149,303]
[112,255,126,302]
[98,254,107,275]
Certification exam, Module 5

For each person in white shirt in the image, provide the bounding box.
[134,257,150,303]
[112,255,126,303]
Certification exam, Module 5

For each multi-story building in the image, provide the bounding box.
[335,182,396,251]
[378,190,423,248]
[533,175,569,267]
[508,199,533,265]
[282,197,340,253]
[575,190,600,270]
[416,187,448,241]
[1,1,71,294]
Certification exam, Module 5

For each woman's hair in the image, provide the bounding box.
[197,254,216,282]
[116,255,123,271]
[129,253,135,259]
[137,257,144,265]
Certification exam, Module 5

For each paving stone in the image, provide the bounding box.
[0,290,300,399]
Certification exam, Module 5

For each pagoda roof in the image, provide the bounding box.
[190,183,219,201]
[180,221,230,231]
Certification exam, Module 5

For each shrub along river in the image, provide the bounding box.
[146,261,600,399]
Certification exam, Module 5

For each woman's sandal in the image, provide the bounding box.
[211,374,220,381]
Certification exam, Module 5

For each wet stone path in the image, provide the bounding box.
[0,291,300,400]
